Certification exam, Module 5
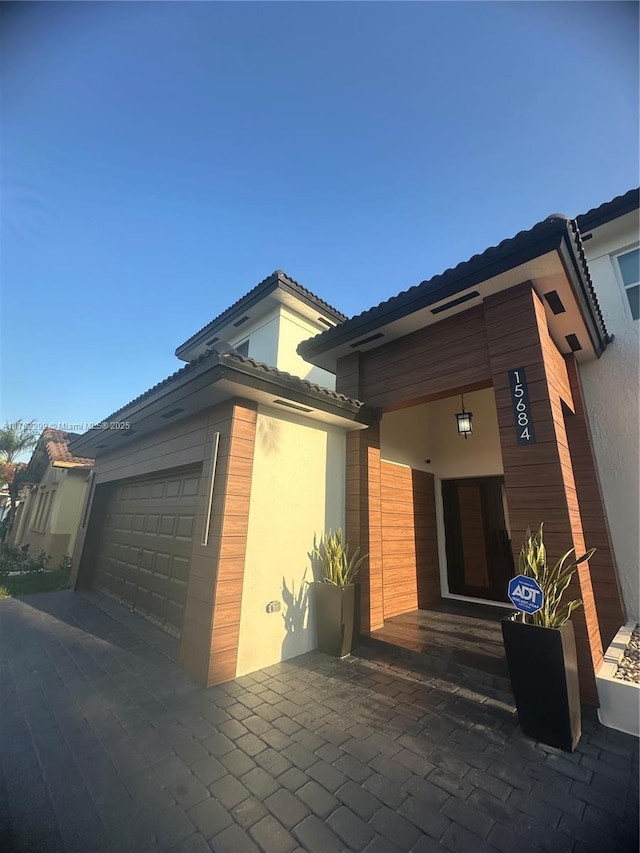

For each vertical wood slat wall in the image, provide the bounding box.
[484,284,602,704]
[380,463,439,618]
[204,401,257,686]
[345,425,383,634]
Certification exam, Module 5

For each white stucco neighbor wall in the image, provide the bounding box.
[580,212,639,621]
[236,406,346,676]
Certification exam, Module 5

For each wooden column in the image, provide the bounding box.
[180,399,258,686]
[380,463,439,618]
[563,355,626,647]
[346,424,383,634]
[484,284,603,705]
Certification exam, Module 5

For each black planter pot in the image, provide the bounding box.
[312,583,355,658]
[501,616,581,752]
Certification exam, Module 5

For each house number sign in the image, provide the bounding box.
[508,367,536,445]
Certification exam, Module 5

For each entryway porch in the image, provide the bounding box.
[356,598,511,692]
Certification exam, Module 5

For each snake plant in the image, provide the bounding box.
[519,524,595,628]
[311,528,366,587]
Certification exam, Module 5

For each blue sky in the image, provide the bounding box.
[1,1,638,440]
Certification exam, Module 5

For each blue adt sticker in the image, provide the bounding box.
[508,575,544,614]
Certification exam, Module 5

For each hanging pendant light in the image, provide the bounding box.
[456,394,473,439]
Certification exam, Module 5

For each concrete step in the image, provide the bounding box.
[353,633,514,699]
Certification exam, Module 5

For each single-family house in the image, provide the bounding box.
[69,272,375,686]
[70,190,638,706]
[11,428,94,565]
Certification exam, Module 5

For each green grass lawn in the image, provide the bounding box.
[0,570,70,599]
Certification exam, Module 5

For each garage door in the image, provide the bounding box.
[93,467,202,637]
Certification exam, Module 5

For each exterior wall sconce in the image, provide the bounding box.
[456,395,473,439]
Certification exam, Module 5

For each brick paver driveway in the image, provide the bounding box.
[1,592,638,853]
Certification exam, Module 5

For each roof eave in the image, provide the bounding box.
[576,188,640,233]
[298,220,568,363]
[175,271,346,360]
[298,217,609,368]
[69,352,374,459]
[217,355,377,427]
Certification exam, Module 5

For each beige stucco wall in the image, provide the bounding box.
[580,212,639,621]
[12,466,91,566]
[380,387,504,479]
[236,406,346,676]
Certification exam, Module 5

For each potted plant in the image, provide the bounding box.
[310,528,366,658]
[502,524,595,752]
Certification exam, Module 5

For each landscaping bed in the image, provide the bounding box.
[0,543,71,598]
[614,623,640,683]
[597,621,640,737]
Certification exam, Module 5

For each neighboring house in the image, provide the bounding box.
[576,189,639,623]
[69,272,375,687]
[11,429,94,565]
[70,193,637,707]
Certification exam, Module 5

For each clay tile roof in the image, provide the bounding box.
[576,187,639,232]
[175,270,346,356]
[218,350,367,410]
[298,215,572,354]
[298,210,611,360]
[42,428,94,467]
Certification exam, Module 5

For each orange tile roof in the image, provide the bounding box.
[42,428,94,468]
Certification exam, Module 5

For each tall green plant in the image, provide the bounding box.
[311,528,366,587]
[519,524,595,628]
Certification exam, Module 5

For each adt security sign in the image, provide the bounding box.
[508,575,544,614]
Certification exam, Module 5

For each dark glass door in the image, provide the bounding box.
[442,476,514,602]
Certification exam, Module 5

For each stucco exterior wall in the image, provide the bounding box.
[380,387,504,480]
[580,213,639,621]
[278,307,337,389]
[230,309,280,365]
[12,466,90,565]
[236,406,346,676]
[227,304,337,389]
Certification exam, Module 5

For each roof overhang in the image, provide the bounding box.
[68,352,376,459]
[298,218,608,373]
[175,271,345,363]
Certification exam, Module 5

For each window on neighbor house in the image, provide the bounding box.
[31,492,45,531]
[615,247,639,320]
[42,489,56,531]
[31,488,56,533]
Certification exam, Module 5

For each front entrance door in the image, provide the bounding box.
[442,476,513,602]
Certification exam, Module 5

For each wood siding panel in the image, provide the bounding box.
[346,425,384,634]
[205,400,257,685]
[484,285,602,705]
[359,307,492,409]
[380,463,439,619]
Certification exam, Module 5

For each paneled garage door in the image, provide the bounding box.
[93,467,202,637]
